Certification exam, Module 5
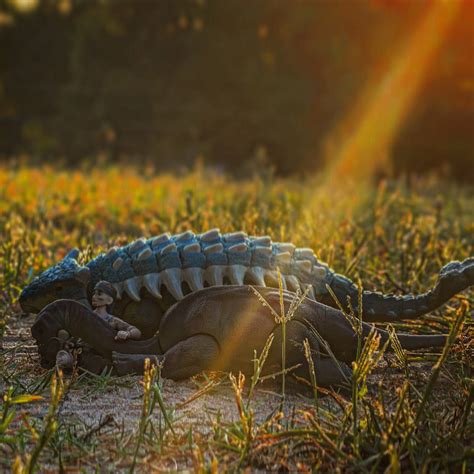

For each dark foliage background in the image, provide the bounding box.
[0,0,472,179]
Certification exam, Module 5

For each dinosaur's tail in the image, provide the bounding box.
[320,258,474,322]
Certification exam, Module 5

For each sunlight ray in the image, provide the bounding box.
[326,1,462,182]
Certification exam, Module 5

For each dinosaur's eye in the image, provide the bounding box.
[55,285,63,292]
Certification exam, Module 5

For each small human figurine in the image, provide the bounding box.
[91,281,142,341]
[54,280,143,370]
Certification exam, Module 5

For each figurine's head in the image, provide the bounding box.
[92,280,117,309]
[19,249,90,314]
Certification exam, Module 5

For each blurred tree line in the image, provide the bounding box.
[0,0,472,179]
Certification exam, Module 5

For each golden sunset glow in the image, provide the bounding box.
[326,0,462,182]
[9,0,39,13]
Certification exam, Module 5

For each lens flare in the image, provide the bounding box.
[326,1,462,182]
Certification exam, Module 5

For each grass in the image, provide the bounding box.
[0,163,473,471]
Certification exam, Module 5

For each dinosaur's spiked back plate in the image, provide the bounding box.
[19,229,334,313]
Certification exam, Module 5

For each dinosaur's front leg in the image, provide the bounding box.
[322,258,474,322]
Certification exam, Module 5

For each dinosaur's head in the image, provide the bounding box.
[19,249,91,314]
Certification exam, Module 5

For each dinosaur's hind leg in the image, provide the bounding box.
[322,258,474,322]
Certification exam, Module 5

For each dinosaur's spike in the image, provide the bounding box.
[253,236,272,246]
[130,239,147,253]
[176,231,195,242]
[107,246,118,258]
[255,246,272,256]
[295,260,312,273]
[296,248,314,259]
[65,249,80,260]
[225,231,247,242]
[137,248,152,261]
[264,269,280,287]
[161,268,184,300]
[228,243,247,253]
[228,265,246,285]
[142,273,162,299]
[285,275,300,292]
[200,228,220,242]
[312,266,327,279]
[183,243,201,254]
[113,282,124,299]
[124,277,141,301]
[112,257,124,270]
[275,252,292,265]
[183,267,204,292]
[151,233,171,247]
[205,265,225,286]
[277,243,296,255]
[246,266,266,286]
[204,243,224,254]
[161,243,177,255]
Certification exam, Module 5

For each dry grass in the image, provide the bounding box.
[0,164,473,472]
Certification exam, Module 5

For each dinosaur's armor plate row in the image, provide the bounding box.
[88,229,331,302]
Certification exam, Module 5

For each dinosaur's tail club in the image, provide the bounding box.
[324,258,474,322]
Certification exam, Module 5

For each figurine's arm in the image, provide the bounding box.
[108,316,142,341]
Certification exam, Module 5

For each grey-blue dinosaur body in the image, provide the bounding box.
[20,229,474,338]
